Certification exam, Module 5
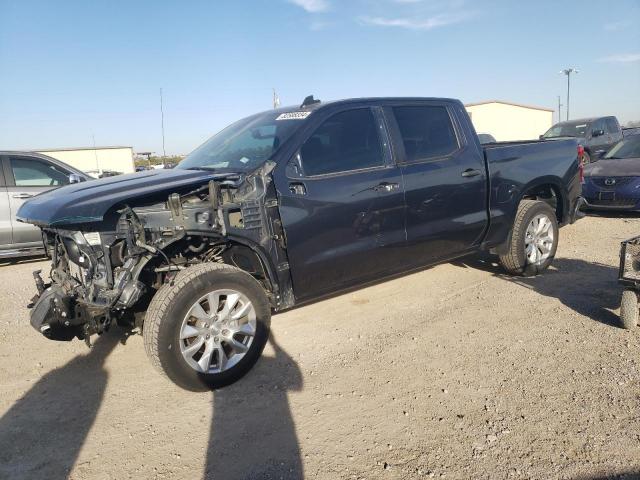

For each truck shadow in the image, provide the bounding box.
[205,334,303,480]
[0,330,123,479]
[453,255,623,329]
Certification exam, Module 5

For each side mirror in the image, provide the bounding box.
[592,129,604,137]
[69,173,83,184]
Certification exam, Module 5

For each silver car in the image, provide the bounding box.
[0,151,88,258]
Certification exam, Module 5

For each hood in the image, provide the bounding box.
[17,168,236,227]
[585,157,640,178]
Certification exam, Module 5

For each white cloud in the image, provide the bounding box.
[604,20,631,31]
[359,12,472,30]
[599,53,640,63]
[288,0,329,13]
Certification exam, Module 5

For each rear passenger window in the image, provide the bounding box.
[605,118,619,134]
[300,108,384,176]
[393,106,459,162]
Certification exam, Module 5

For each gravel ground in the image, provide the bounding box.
[0,214,639,480]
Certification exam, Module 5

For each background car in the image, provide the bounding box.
[0,151,89,258]
[541,116,623,163]
[582,135,640,211]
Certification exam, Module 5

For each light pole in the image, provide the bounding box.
[557,96,563,123]
[560,68,578,121]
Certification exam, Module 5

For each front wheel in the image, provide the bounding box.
[620,289,639,330]
[499,200,559,276]
[143,263,271,391]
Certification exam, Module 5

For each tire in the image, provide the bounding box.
[499,200,559,277]
[143,263,271,391]
[620,289,639,330]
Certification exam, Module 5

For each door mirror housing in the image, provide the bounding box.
[592,129,604,138]
[68,173,83,184]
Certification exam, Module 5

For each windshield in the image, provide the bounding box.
[543,121,589,138]
[603,136,640,160]
[178,111,305,172]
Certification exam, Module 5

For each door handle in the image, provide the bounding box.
[12,193,34,199]
[288,182,306,196]
[373,182,400,193]
[461,169,482,178]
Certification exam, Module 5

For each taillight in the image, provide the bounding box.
[577,145,585,184]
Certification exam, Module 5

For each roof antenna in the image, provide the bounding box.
[300,95,321,109]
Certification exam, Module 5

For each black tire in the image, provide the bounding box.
[143,263,271,391]
[499,200,559,277]
[620,289,639,330]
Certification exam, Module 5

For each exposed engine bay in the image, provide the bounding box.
[28,162,292,343]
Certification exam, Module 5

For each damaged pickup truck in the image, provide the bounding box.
[18,96,584,391]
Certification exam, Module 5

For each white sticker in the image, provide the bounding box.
[83,232,102,245]
[239,157,249,164]
[276,111,312,121]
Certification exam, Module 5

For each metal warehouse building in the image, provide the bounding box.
[36,146,135,176]
[465,100,554,142]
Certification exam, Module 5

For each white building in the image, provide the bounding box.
[465,100,554,141]
[36,146,135,175]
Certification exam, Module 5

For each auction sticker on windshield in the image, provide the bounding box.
[276,111,312,120]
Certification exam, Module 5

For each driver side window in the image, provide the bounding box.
[300,108,384,177]
[10,157,70,187]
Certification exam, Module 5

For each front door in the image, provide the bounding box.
[275,107,406,300]
[589,119,610,159]
[385,103,488,264]
[3,155,70,245]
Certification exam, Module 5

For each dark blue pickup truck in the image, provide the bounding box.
[18,96,583,390]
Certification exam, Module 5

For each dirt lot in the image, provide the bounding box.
[0,215,639,480]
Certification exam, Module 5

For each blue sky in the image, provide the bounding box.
[1,0,639,155]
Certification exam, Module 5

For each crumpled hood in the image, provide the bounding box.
[17,168,230,227]
[585,157,640,178]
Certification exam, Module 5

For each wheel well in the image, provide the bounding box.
[521,184,564,222]
[137,236,277,302]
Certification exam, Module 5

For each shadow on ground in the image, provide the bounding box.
[453,255,623,328]
[0,254,46,267]
[574,473,640,480]
[0,330,123,479]
[205,334,303,480]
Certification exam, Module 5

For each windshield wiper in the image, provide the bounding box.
[186,166,217,171]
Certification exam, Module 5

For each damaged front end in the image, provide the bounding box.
[27,163,292,344]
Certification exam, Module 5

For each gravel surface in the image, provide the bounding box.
[0,215,639,480]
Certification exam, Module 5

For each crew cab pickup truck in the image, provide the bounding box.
[18,96,584,391]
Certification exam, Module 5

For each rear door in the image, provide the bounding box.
[385,102,487,264]
[0,157,12,248]
[4,155,71,245]
[605,117,623,149]
[275,106,406,300]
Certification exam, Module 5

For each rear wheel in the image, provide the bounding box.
[143,263,271,391]
[620,289,639,330]
[499,200,559,276]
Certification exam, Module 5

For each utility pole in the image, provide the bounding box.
[557,96,563,123]
[160,88,166,165]
[560,68,578,121]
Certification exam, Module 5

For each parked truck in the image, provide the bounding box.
[541,116,623,163]
[18,96,584,391]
